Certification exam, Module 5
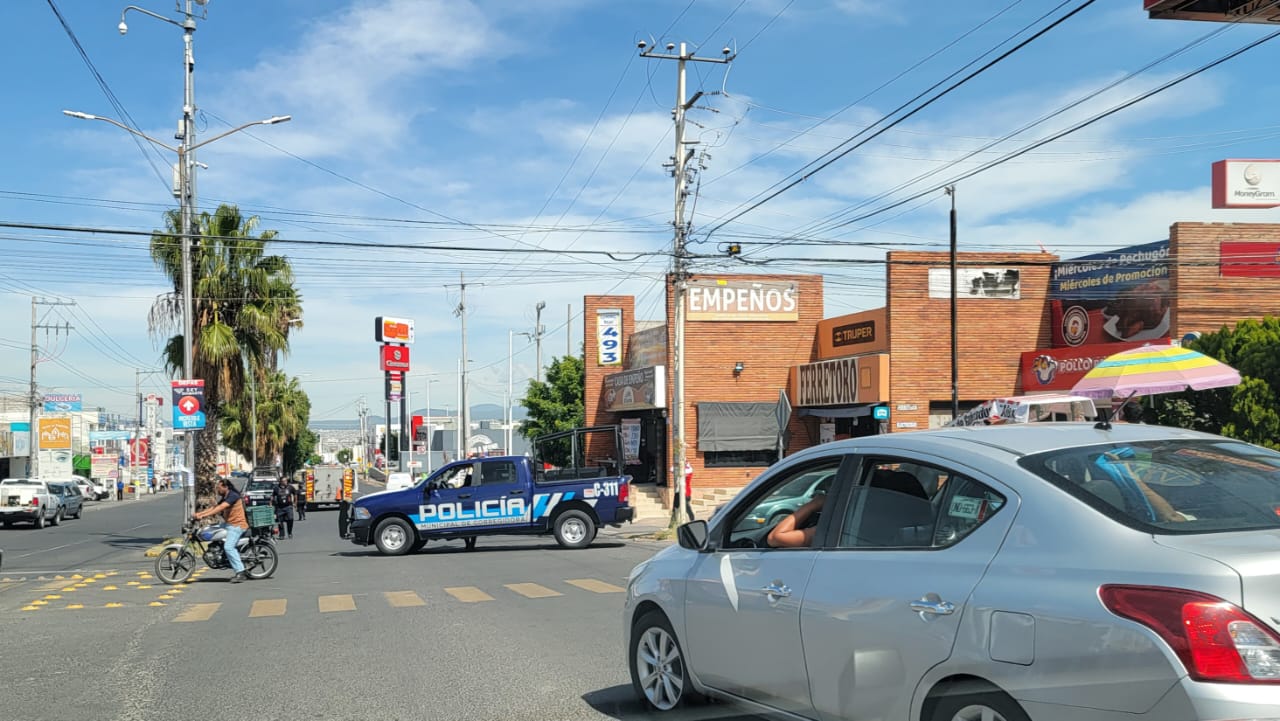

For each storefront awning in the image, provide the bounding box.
[797,405,874,419]
[697,402,779,452]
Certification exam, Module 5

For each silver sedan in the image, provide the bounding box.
[624,422,1280,721]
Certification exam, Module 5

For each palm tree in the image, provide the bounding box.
[148,204,302,498]
[220,371,311,464]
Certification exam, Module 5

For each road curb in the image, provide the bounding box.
[143,538,185,557]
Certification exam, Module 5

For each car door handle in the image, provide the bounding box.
[457,494,472,500]
[509,489,524,495]
[909,599,956,616]
[762,583,792,599]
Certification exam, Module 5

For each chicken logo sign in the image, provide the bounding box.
[374,316,415,344]
[171,379,207,430]
[38,418,72,449]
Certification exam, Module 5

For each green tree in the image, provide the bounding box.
[148,204,302,497]
[336,448,352,464]
[1151,317,1280,449]
[283,427,320,476]
[219,371,311,466]
[519,355,585,440]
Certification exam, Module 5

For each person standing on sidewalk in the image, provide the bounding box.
[191,478,250,583]
[272,476,296,539]
[116,478,124,501]
[294,480,307,521]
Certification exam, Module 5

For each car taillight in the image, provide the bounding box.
[30,497,39,507]
[1100,584,1280,683]
[618,481,629,505]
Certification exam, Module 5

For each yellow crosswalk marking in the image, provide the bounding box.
[174,603,221,622]
[249,599,287,618]
[444,586,494,603]
[319,594,356,613]
[566,578,625,594]
[384,591,426,608]
[505,583,562,599]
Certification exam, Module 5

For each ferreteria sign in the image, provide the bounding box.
[797,356,861,406]
[686,279,799,321]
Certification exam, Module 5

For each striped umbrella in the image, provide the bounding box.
[1071,344,1242,400]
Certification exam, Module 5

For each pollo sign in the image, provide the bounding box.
[39,418,72,449]
[375,316,415,344]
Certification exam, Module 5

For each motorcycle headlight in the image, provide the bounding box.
[353,506,371,520]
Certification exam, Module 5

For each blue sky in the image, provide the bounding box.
[3,0,1280,422]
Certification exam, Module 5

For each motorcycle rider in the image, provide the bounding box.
[191,478,250,583]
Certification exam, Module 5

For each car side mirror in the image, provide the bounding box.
[677,520,710,551]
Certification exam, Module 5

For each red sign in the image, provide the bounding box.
[129,438,150,465]
[411,415,424,442]
[1020,340,1171,393]
[1220,241,1280,278]
[380,344,411,372]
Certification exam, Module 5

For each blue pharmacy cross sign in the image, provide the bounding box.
[872,405,891,421]
[171,379,207,430]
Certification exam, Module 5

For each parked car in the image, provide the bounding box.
[0,478,61,528]
[384,472,414,492]
[47,481,84,520]
[242,478,275,508]
[624,423,1280,721]
[75,478,108,501]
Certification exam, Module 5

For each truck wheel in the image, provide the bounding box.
[553,510,596,549]
[35,511,46,529]
[51,508,62,527]
[373,518,415,556]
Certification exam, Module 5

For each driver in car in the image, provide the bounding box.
[767,492,826,548]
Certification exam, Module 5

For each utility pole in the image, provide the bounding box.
[640,39,734,526]
[508,330,514,455]
[447,273,482,458]
[567,303,572,357]
[28,297,76,478]
[946,185,959,420]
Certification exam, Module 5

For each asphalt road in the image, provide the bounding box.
[0,492,760,721]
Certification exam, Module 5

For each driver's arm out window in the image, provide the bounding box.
[724,459,844,549]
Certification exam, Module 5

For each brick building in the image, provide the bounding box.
[584,222,1280,509]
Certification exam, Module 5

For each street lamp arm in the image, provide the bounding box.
[62,110,179,153]
[120,5,184,31]
[188,116,291,152]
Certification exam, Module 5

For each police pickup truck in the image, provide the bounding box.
[349,426,635,555]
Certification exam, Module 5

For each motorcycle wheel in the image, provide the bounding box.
[155,549,197,585]
[244,541,278,580]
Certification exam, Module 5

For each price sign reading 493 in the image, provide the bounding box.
[596,309,622,366]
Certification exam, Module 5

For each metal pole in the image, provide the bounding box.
[460,273,470,459]
[567,303,572,357]
[947,185,959,420]
[534,301,545,384]
[425,381,433,475]
[405,385,413,473]
[507,330,513,454]
[384,400,391,470]
[671,42,689,525]
[28,298,38,478]
[180,0,198,520]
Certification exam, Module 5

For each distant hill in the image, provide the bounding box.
[310,403,525,430]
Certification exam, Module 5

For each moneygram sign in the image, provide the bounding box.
[1212,159,1280,209]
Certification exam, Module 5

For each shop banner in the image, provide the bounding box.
[1220,241,1280,278]
[620,418,641,465]
[596,308,623,366]
[43,393,83,412]
[40,449,73,478]
[928,268,1021,299]
[1049,239,1170,347]
[91,453,115,480]
[1020,339,1170,393]
[603,366,666,411]
[39,418,72,450]
[90,430,134,442]
[626,325,667,369]
[11,422,30,456]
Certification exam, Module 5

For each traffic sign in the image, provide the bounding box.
[380,344,411,372]
[171,379,207,430]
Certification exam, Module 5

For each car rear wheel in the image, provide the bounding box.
[553,510,596,549]
[373,518,414,556]
[630,610,696,712]
[35,510,46,529]
[927,685,1030,721]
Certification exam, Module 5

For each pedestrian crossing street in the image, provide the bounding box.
[172,577,626,622]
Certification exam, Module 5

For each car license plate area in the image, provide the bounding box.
[5,497,17,506]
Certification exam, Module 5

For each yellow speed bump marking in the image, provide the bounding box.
[384,591,426,608]
[566,578,625,594]
[61,587,77,592]
[167,588,183,594]
[30,600,48,606]
[249,599,287,618]
[157,594,174,600]
[174,603,221,622]
[318,595,356,613]
[505,583,562,599]
[137,585,151,590]
[102,586,118,591]
[72,574,83,579]
[126,581,140,586]
[148,602,166,607]
[43,594,62,600]
[20,605,40,611]
[444,586,494,603]
[54,575,65,580]
[65,604,84,610]
[93,574,107,579]
[104,602,124,608]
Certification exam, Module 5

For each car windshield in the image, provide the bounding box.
[247,480,274,493]
[1020,439,1280,534]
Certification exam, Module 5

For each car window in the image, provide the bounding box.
[723,458,844,549]
[837,459,1006,549]
[1021,439,1280,534]
[479,461,517,486]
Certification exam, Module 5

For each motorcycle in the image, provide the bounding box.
[154,520,279,584]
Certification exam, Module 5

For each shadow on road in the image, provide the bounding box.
[331,539,627,558]
[583,685,763,721]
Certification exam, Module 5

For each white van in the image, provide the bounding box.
[384,472,415,492]
[948,394,1097,427]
